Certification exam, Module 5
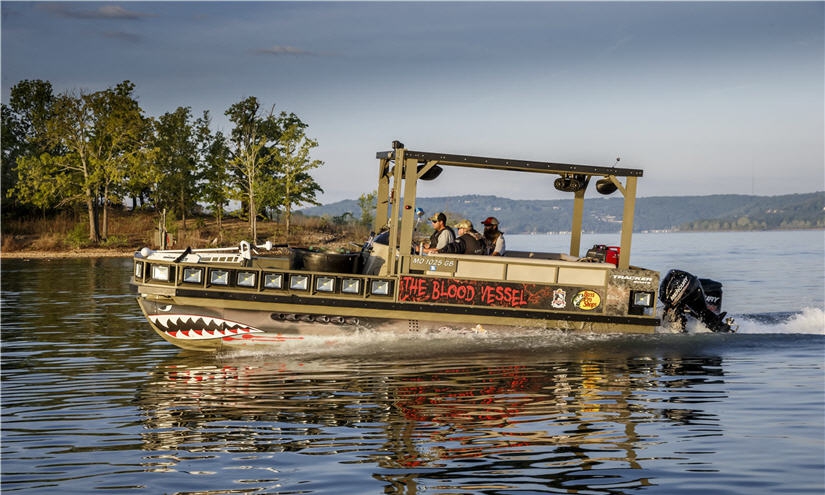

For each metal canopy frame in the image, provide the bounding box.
[377,149,644,178]
[374,144,642,273]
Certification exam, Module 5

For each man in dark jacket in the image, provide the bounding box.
[481,216,506,256]
[435,219,486,255]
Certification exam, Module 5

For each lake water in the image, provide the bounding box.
[2,231,823,494]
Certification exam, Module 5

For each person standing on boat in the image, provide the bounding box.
[423,212,455,253]
[433,219,486,255]
[481,217,506,256]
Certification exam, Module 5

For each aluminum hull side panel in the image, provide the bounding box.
[137,293,656,352]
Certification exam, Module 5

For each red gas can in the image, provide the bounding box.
[585,245,621,265]
[605,246,620,265]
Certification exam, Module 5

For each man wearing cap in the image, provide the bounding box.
[424,212,455,253]
[431,219,486,255]
[481,217,506,256]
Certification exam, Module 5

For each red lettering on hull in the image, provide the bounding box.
[399,276,602,312]
[400,276,528,309]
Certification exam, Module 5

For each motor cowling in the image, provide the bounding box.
[660,269,735,333]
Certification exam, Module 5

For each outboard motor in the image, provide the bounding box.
[699,278,723,314]
[659,269,735,333]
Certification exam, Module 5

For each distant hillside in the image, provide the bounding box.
[298,192,825,233]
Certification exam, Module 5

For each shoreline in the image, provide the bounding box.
[0,248,136,260]
[3,227,822,261]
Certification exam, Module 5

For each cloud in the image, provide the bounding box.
[253,45,319,57]
[605,35,634,55]
[42,3,155,20]
[102,31,143,43]
[1,3,22,21]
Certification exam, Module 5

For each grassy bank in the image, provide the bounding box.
[1,210,369,259]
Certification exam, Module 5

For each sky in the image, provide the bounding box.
[2,1,823,204]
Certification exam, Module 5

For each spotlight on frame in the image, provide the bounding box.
[417,163,443,181]
[596,177,618,195]
[554,174,587,192]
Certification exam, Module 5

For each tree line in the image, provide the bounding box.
[2,79,323,243]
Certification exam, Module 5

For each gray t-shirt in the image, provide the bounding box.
[434,228,455,250]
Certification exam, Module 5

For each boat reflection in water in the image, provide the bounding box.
[136,341,727,493]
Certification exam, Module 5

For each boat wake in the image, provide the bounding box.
[218,307,823,359]
[658,307,824,335]
[218,325,624,360]
[733,307,824,335]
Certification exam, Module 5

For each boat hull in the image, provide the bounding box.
[137,288,658,352]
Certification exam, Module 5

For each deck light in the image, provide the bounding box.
[315,276,336,292]
[371,280,391,296]
[264,273,283,289]
[152,264,170,281]
[183,267,203,284]
[630,290,655,315]
[341,278,361,294]
[633,291,653,307]
[290,275,309,291]
[210,269,230,286]
[237,271,257,287]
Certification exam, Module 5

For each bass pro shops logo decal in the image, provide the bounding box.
[573,290,601,310]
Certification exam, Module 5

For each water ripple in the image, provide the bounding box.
[2,257,823,494]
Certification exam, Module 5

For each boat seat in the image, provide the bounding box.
[505,250,579,262]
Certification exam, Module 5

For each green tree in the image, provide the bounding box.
[11,81,149,242]
[39,89,100,240]
[10,153,69,215]
[121,132,160,212]
[89,81,151,238]
[2,79,56,213]
[225,97,282,241]
[152,106,199,228]
[274,122,323,237]
[197,111,232,234]
[357,190,377,229]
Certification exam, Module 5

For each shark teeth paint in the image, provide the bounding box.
[148,314,263,340]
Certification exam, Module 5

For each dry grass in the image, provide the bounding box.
[1,210,370,258]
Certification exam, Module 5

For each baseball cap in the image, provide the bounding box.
[454,219,473,230]
[481,217,499,226]
[429,212,447,223]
